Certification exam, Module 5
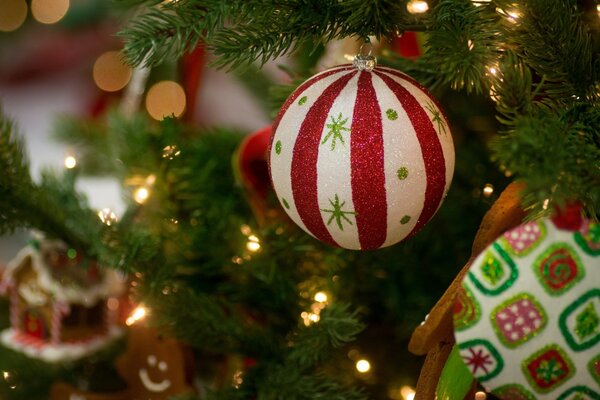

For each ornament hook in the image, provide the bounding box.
[353,40,377,71]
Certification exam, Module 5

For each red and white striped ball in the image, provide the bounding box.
[269,64,455,250]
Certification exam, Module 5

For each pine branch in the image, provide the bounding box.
[0,111,103,255]
[287,304,365,369]
[118,0,423,69]
[499,0,598,104]
[490,106,600,220]
[421,0,502,94]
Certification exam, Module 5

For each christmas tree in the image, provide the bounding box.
[0,0,598,399]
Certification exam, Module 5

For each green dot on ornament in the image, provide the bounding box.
[282,198,290,209]
[397,167,409,180]
[275,140,282,155]
[298,96,307,106]
[386,109,398,120]
[400,215,411,224]
[67,248,77,259]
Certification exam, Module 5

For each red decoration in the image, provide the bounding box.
[551,202,583,231]
[269,64,455,249]
[180,42,206,122]
[390,32,422,59]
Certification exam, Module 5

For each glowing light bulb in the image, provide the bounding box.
[246,241,261,252]
[240,224,252,236]
[467,39,474,50]
[248,234,259,243]
[126,305,147,326]
[406,0,429,14]
[475,391,487,400]
[400,386,416,400]
[64,155,77,169]
[355,359,371,373]
[542,198,550,210]
[98,208,118,225]
[314,292,328,303]
[482,183,494,197]
[134,187,150,204]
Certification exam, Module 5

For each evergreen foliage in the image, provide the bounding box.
[0,0,598,398]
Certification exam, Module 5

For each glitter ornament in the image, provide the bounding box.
[453,216,600,399]
[269,56,454,250]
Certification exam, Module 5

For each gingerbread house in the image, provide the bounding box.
[0,239,124,361]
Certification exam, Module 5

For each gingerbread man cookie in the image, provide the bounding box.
[116,325,193,400]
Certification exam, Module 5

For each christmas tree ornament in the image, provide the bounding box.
[269,49,454,250]
[0,239,124,362]
[116,325,194,399]
[453,216,600,399]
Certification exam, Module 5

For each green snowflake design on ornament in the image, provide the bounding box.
[400,215,411,225]
[397,166,409,180]
[275,140,282,155]
[386,108,398,120]
[321,194,356,231]
[575,302,599,340]
[425,101,447,136]
[298,96,307,105]
[321,113,350,151]
[281,198,290,209]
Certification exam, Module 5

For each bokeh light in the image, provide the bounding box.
[0,0,28,32]
[93,51,133,92]
[31,0,70,24]
[145,80,186,121]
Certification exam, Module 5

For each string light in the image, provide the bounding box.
[97,208,118,226]
[355,359,371,373]
[496,7,520,23]
[2,370,17,389]
[240,224,252,236]
[471,0,491,6]
[467,39,474,50]
[475,391,487,400]
[489,85,499,103]
[31,0,70,24]
[301,311,320,326]
[314,292,328,303]
[482,183,494,197]
[145,81,186,121]
[400,386,416,400]
[161,145,181,160]
[126,305,147,326]
[247,234,261,252]
[232,370,243,388]
[0,0,27,32]
[406,0,429,14]
[64,154,77,169]
[93,51,132,92]
[542,198,550,210]
[134,187,150,204]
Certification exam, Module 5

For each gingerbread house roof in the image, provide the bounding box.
[2,241,123,307]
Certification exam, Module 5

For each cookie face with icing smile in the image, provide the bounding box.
[139,355,171,393]
[116,326,191,399]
